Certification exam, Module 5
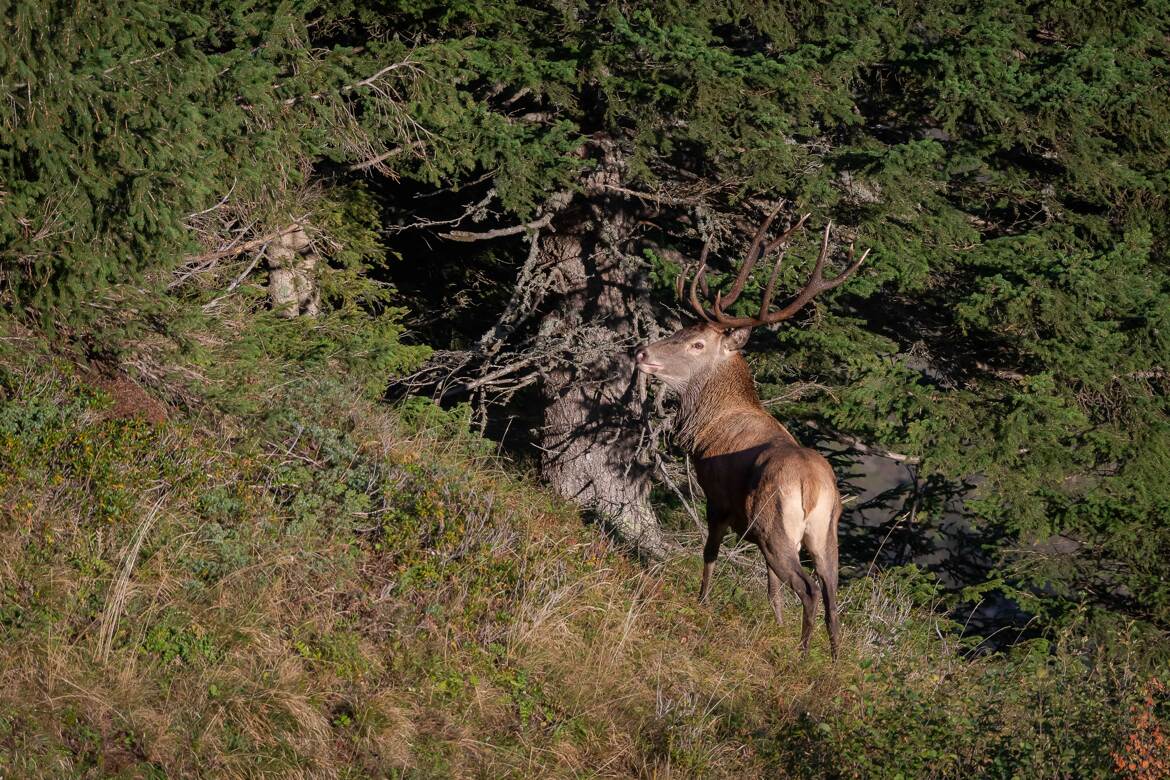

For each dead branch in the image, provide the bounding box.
[440,213,553,242]
[459,353,546,393]
[344,60,417,93]
[975,361,1027,382]
[803,420,920,464]
[387,191,497,235]
[348,140,427,172]
[181,225,302,267]
[652,450,705,534]
[170,216,310,290]
[201,246,267,311]
[283,57,421,106]
[478,227,550,353]
[760,381,837,406]
[593,183,705,207]
[466,190,574,353]
[185,182,237,220]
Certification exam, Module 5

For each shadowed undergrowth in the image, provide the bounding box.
[0,337,1161,779]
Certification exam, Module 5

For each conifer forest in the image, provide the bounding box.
[2,1,1169,776]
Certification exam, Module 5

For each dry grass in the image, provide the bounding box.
[0,345,1149,778]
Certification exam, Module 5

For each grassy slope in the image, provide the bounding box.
[0,333,1150,779]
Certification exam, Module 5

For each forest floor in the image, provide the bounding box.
[0,325,1152,779]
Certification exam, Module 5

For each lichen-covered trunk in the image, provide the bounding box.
[268,224,321,318]
[535,168,665,556]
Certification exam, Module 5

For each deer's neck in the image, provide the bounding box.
[676,355,795,457]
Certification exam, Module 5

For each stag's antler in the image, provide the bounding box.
[679,208,869,329]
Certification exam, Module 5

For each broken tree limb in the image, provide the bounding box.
[803,420,920,464]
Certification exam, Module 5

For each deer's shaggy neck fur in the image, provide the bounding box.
[676,353,797,457]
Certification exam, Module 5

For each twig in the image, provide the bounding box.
[975,361,1027,382]
[170,219,309,289]
[389,191,497,235]
[182,225,301,266]
[594,183,704,207]
[344,60,415,93]
[653,451,705,534]
[804,420,920,464]
[760,381,836,406]
[283,58,419,106]
[202,246,267,310]
[185,181,237,220]
[348,140,426,172]
[867,469,919,576]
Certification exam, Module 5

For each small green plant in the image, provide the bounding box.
[142,611,223,667]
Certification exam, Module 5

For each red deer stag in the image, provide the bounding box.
[635,208,868,658]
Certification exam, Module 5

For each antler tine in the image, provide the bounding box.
[678,238,711,311]
[755,220,870,325]
[821,242,870,293]
[761,212,812,257]
[688,261,716,323]
[758,213,811,317]
[696,238,712,297]
[717,201,784,311]
[805,221,872,294]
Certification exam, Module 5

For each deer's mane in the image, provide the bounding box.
[675,354,795,455]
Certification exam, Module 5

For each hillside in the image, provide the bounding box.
[4,1,1170,776]
[0,330,1153,779]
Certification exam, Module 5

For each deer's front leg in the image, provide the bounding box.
[699,513,729,603]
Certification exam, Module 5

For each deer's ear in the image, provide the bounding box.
[722,327,752,352]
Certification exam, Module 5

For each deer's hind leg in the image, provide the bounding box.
[758,536,819,654]
[766,567,785,625]
[803,498,842,659]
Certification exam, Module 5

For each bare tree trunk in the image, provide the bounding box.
[535,154,666,557]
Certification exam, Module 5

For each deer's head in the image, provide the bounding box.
[635,207,869,393]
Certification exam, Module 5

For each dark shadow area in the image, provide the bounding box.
[800,424,1039,650]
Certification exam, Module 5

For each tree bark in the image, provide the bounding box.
[534,150,666,557]
[268,224,321,318]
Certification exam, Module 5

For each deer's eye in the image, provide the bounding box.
[690,341,705,350]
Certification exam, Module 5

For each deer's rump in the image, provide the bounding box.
[697,443,838,546]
